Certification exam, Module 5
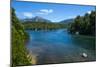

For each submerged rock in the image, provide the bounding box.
[75,31,79,35]
[82,53,88,58]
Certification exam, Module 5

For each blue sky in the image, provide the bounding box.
[11,1,95,22]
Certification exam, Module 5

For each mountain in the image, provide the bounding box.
[60,18,74,24]
[21,16,51,23]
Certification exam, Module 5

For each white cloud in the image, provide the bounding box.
[40,9,53,13]
[23,12,33,18]
[36,12,45,15]
[87,11,91,14]
[37,9,53,15]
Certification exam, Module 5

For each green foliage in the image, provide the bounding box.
[11,8,30,67]
[68,11,96,36]
[23,22,67,30]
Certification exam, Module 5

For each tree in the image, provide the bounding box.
[68,11,96,36]
[11,8,31,67]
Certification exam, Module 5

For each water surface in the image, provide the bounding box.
[26,29,96,64]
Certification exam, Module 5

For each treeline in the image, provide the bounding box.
[11,8,31,67]
[23,22,67,30]
[68,11,96,36]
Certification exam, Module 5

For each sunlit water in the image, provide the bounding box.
[26,29,96,64]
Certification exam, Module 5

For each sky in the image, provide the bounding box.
[11,1,96,22]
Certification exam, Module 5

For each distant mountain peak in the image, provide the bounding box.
[34,16,42,18]
[60,18,74,24]
[22,16,51,23]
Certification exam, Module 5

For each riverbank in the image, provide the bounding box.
[27,52,37,64]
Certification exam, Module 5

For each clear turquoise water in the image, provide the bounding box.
[26,29,96,64]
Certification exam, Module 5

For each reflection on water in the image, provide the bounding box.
[26,29,96,64]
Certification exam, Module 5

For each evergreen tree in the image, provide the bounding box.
[11,8,30,67]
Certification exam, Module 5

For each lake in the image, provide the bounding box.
[26,29,96,65]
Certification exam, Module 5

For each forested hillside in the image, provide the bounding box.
[23,22,67,30]
[68,11,96,36]
[11,8,31,67]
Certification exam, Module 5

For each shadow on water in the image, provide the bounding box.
[26,29,96,65]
